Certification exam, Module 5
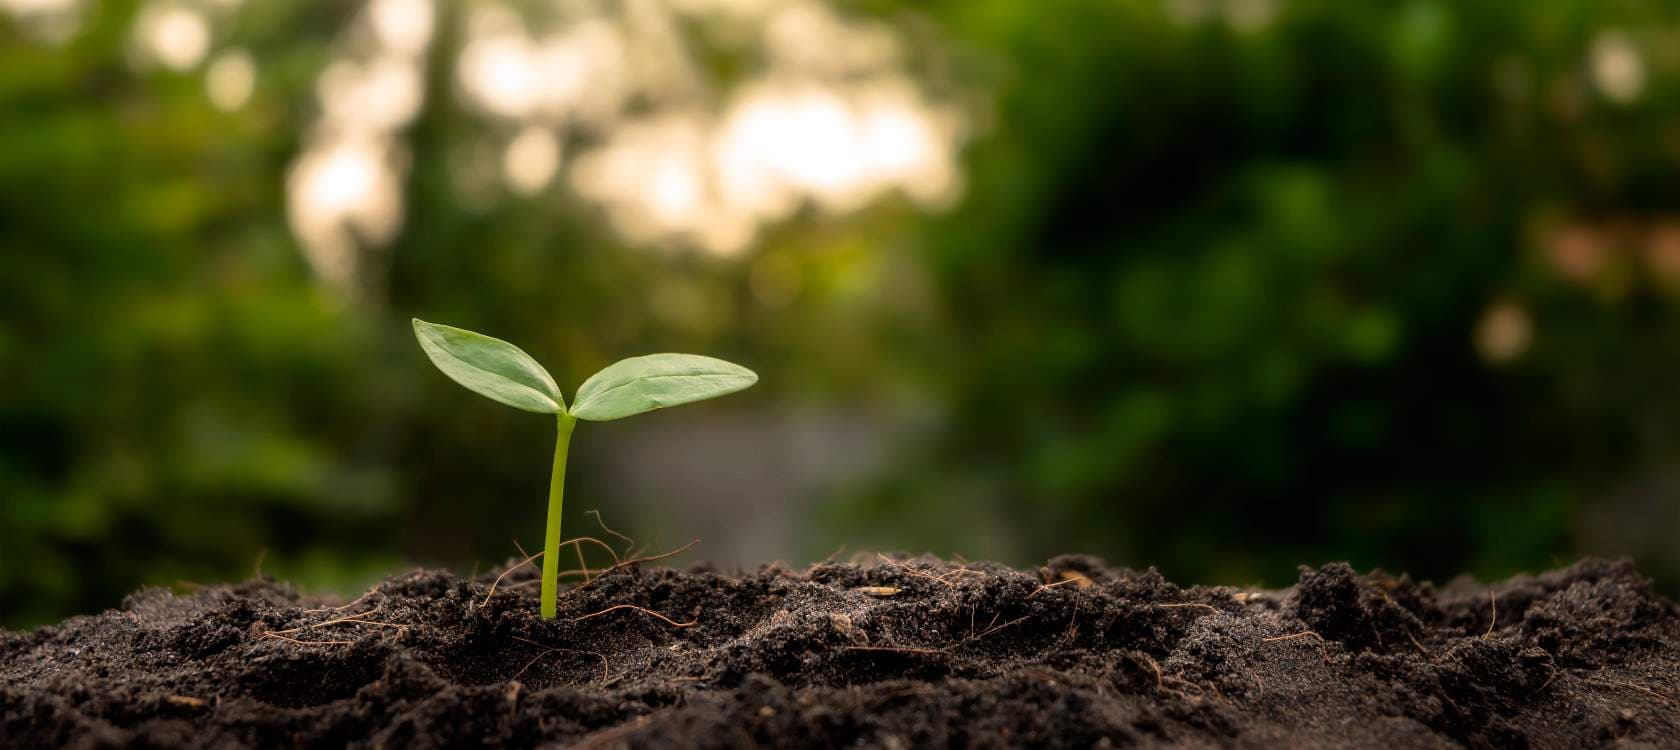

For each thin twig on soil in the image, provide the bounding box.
[853,586,901,597]
[572,604,697,628]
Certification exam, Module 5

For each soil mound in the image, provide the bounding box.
[3,556,1676,748]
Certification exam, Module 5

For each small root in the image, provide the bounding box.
[572,604,697,628]
[842,645,947,656]
[574,539,592,583]
[1138,653,1203,703]
[1026,577,1087,599]
[1161,674,1208,702]
[572,711,666,750]
[269,609,406,637]
[1144,653,1165,690]
[1529,662,1560,696]
[963,614,1031,644]
[616,540,701,568]
[1584,675,1679,708]
[479,548,543,610]
[304,586,379,614]
[572,539,701,593]
[486,535,634,605]
[586,510,636,558]
[510,635,611,682]
[510,650,552,682]
[261,632,354,646]
[936,567,986,583]
[1155,602,1221,614]
[550,537,626,568]
[1406,630,1432,656]
[876,554,980,587]
[1262,630,1330,662]
[1059,589,1083,645]
[1483,590,1498,640]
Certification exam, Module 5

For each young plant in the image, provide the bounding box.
[411,318,757,618]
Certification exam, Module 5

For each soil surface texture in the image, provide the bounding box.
[3,555,1678,748]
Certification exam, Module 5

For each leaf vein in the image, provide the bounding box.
[574,372,740,410]
[425,339,558,411]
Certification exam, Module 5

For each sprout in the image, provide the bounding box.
[412,318,757,618]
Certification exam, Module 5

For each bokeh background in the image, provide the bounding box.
[6,0,1680,628]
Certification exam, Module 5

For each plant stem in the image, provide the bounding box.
[541,414,577,618]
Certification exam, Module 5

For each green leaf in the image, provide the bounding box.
[412,319,565,414]
[570,353,757,421]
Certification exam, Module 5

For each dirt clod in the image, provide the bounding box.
[3,557,1677,748]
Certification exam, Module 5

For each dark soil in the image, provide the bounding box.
[3,555,1677,748]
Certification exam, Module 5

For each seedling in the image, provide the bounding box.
[411,318,757,618]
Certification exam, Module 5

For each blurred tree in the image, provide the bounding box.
[825,0,1680,590]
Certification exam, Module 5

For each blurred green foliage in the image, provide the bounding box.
[6,0,1680,627]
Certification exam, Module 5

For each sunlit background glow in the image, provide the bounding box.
[451,0,965,258]
[0,0,85,43]
[6,0,972,293]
